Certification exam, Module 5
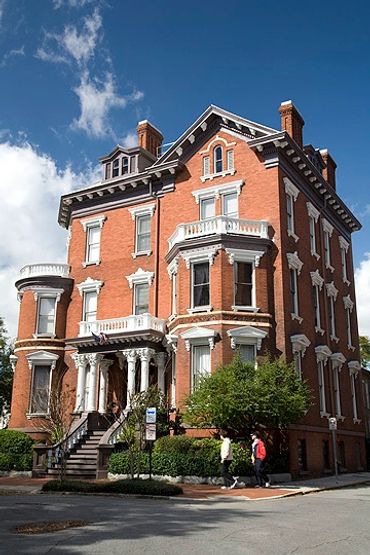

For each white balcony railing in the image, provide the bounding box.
[19,263,70,279]
[168,216,269,250]
[78,314,166,338]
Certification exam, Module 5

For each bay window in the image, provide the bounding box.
[192,262,210,308]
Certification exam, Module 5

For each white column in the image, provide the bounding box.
[98,359,113,414]
[140,349,151,392]
[86,353,101,412]
[72,353,87,412]
[126,350,137,408]
[156,352,167,392]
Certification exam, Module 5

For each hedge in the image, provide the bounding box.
[42,479,183,496]
[109,436,258,477]
[0,429,33,471]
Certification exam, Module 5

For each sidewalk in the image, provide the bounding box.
[0,473,369,500]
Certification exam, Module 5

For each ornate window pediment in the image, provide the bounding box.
[290,334,311,357]
[126,268,154,289]
[181,326,217,351]
[227,326,267,350]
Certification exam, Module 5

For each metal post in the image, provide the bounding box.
[332,428,339,482]
[149,441,153,481]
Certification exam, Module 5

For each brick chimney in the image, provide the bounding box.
[279,100,305,148]
[137,120,163,158]
[320,149,337,190]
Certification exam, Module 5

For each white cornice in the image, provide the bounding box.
[181,326,217,351]
[128,203,156,220]
[315,345,332,363]
[32,287,64,302]
[225,247,265,267]
[181,245,220,269]
[287,252,303,274]
[284,177,300,201]
[331,352,346,369]
[348,360,360,375]
[310,270,324,289]
[77,277,103,296]
[227,326,267,350]
[126,267,154,289]
[192,180,243,203]
[290,334,311,357]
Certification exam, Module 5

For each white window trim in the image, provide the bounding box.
[192,180,243,203]
[284,177,299,242]
[339,236,350,285]
[343,295,354,350]
[26,351,59,417]
[189,260,212,314]
[32,288,64,339]
[315,345,331,418]
[307,202,320,259]
[199,136,237,182]
[81,215,106,267]
[348,361,361,423]
[200,196,216,220]
[331,353,346,419]
[287,252,303,323]
[226,248,264,312]
[228,325,267,350]
[291,334,310,379]
[181,326,217,351]
[133,282,150,315]
[129,204,156,258]
[182,245,220,269]
[326,281,339,341]
[167,257,179,319]
[126,267,154,289]
[77,277,103,296]
[310,270,324,334]
[322,218,334,272]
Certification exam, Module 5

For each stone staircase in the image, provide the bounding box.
[48,430,106,480]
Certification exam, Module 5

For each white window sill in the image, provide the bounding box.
[343,278,350,286]
[311,251,320,260]
[320,411,330,418]
[83,260,100,268]
[348,345,356,351]
[315,327,325,336]
[200,169,236,182]
[325,263,335,273]
[291,313,303,323]
[353,418,362,425]
[27,413,50,419]
[232,305,259,313]
[336,415,346,422]
[132,250,152,259]
[287,230,299,243]
[330,335,340,343]
[168,313,177,322]
[32,333,56,339]
[187,305,213,314]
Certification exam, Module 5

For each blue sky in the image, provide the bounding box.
[0,0,369,337]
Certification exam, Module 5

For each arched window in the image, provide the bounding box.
[214,146,223,173]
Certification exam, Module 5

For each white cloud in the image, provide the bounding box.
[0,0,5,26]
[71,72,126,137]
[0,141,100,338]
[36,9,102,67]
[355,253,370,337]
[53,0,96,8]
[121,131,137,148]
[0,45,25,68]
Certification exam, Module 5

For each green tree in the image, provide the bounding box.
[183,355,311,436]
[0,317,14,423]
[359,336,370,369]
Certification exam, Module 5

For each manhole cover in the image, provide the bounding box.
[14,520,88,534]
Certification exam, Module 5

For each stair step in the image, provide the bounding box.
[73,450,97,456]
[66,464,97,470]
[69,454,97,460]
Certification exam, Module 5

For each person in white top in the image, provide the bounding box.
[220,430,238,490]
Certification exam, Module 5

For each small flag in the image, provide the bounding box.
[92,331,109,345]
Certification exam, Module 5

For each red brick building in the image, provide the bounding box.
[9,102,366,477]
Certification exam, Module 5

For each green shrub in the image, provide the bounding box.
[109,451,149,475]
[0,453,16,471]
[42,479,183,496]
[0,429,33,456]
[14,453,33,471]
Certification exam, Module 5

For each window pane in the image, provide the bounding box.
[112,159,119,177]
[214,146,223,173]
[87,226,101,262]
[239,344,255,363]
[286,194,293,231]
[193,262,209,307]
[84,291,97,322]
[235,262,252,306]
[38,297,55,334]
[105,163,111,180]
[200,198,215,220]
[136,215,151,252]
[223,193,238,217]
[122,157,129,174]
[31,365,50,413]
[192,345,210,389]
[135,283,149,314]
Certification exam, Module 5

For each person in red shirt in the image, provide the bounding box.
[251,432,270,488]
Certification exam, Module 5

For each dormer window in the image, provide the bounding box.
[214,146,223,173]
[112,159,120,178]
[122,157,129,175]
[105,163,111,180]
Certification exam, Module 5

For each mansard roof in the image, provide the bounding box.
[99,144,154,162]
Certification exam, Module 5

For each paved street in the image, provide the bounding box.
[1,484,370,554]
